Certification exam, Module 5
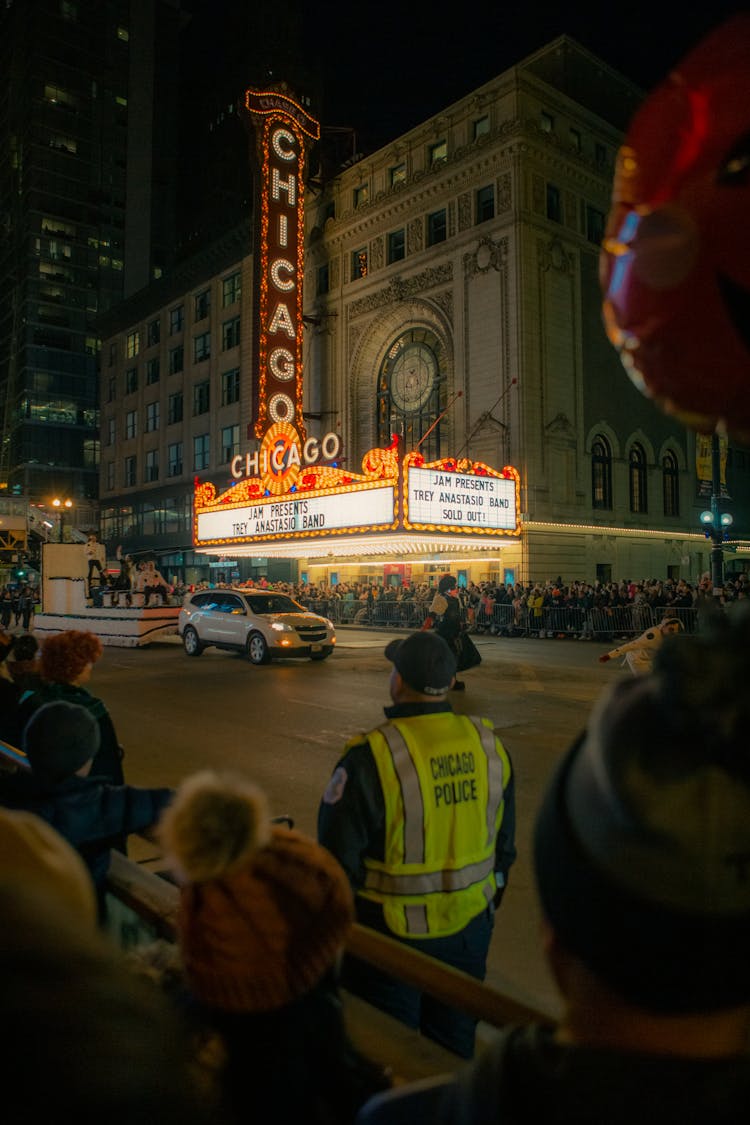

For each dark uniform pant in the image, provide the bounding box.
[344,898,494,1058]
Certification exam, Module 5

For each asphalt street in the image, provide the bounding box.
[88,626,621,1020]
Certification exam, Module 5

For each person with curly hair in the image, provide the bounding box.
[16,631,124,784]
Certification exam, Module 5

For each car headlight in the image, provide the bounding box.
[271,622,294,632]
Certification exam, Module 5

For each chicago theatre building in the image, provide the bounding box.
[98,37,749,587]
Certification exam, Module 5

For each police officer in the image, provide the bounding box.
[318,630,515,1058]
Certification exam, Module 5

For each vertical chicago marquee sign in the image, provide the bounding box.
[245,85,320,442]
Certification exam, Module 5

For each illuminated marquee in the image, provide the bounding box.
[194,440,400,547]
[194,440,520,550]
[245,87,320,439]
[403,452,521,536]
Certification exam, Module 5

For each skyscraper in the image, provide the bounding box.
[0,0,184,504]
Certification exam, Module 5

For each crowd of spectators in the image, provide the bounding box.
[174,571,750,639]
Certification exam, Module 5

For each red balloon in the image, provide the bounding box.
[600,17,750,437]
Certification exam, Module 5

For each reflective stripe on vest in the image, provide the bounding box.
[467,715,506,848]
[363,716,507,931]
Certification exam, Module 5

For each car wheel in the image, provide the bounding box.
[310,651,330,661]
[183,626,204,657]
[246,631,270,665]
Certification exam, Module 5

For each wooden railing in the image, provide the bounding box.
[106,850,554,1081]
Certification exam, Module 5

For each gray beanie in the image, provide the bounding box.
[23,702,101,784]
[534,606,750,1013]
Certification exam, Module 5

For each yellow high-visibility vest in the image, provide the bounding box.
[361,713,510,938]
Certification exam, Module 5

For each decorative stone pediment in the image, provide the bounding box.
[347,263,453,319]
[545,412,577,447]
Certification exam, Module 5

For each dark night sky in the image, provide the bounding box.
[178,0,749,206]
[184,2,748,153]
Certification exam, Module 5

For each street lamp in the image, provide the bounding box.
[699,433,732,594]
[52,497,73,542]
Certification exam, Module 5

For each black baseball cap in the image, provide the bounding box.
[384,632,456,696]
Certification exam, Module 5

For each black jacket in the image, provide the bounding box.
[0,770,173,889]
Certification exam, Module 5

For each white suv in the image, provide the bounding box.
[178,589,336,664]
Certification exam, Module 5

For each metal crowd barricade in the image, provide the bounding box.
[305,598,331,619]
[542,606,583,638]
[372,600,411,627]
[649,605,700,634]
[323,594,701,638]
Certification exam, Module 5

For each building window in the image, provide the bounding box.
[126,330,140,358]
[145,401,160,432]
[221,424,240,463]
[168,391,183,425]
[193,332,211,362]
[146,357,160,384]
[125,367,138,394]
[145,449,159,482]
[473,115,490,140]
[108,341,117,367]
[124,455,136,486]
[221,367,240,406]
[317,263,329,296]
[629,443,648,513]
[387,229,405,264]
[125,410,137,439]
[569,127,582,152]
[429,139,447,165]
[353,184,369,208]
[147,318,160,346]
[540,111,554,133]
[49,134,77,154]
[476,185,494,224]
[426,209,447,246]
[193,433,210,471]
[106,417,115,446]
[169,305,184,334]
[591,436,612,509]
[222,271,241,307]
[194,289,210,321]
[168,344,183,375]
[595,142,607,166]
[106,461,115,490]
[168,442,183,477]
[585,205,605,246]
[390,163,406,186]
[377,327,445,463]
[193,380,210,415]
[546,183,561,223]
[107,375,116,403]
[351,248,368,280]
[222,316,240,350]
[662,451,680,517]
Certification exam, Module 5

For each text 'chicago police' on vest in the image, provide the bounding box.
[431,751,478,807]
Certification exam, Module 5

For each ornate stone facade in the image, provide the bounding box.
[302,36,720,583]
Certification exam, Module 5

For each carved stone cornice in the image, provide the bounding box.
[346,263,454,319]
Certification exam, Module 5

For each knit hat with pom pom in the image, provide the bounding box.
[158,771,354,1013]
